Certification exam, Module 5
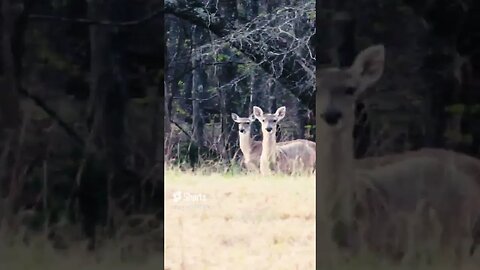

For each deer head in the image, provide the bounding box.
[231,113,256,137]
[252,106,286,134]
[316,45,386,251]
[317,45,385,131]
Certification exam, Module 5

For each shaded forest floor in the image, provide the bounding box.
[0,238,163,270]
[164,169,316,269]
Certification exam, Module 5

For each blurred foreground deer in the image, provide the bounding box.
[317,44,480,262]
[251,106,316,175]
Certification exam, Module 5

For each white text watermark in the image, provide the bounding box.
[171,190,209,209]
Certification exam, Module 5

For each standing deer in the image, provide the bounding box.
[252,106,316,175]
[316,44,480,262]
[231,113,262,172]
[231,112,315,173]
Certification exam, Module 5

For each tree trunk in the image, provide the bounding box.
[0,0,23,229]
[297,106,306,139]
[83,0,114,250]
[190,26,206,168]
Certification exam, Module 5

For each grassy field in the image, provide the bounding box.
[3,168,479,269]
[164,169,480,270]
[164,169,316,270]
[0,168,314,270]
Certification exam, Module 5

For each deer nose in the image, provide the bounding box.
[265,127,273,132]
[239,129,245,133]
[321,110,343,125]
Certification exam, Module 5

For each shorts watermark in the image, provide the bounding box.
[170,190,210,209]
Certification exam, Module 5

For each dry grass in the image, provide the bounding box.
[3,167,479,269]
[164,168,480,270]
[164,168,316,270]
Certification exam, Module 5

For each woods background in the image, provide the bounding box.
[164,0,315,170]
[318,0,480,159]
[0,0,479,252]
[0,0,165,250]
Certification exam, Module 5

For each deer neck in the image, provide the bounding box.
[259,130,277,174]
[317,120,355,223]
[262,131,277,160]
[239,132,253,162]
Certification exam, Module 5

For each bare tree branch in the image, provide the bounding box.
[170,119,192,140]
[19,88,84,146]
[165,0,316,110]
[166,61,246,83]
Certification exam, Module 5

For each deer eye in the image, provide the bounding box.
[273,120,277,123]
[345,87,356,95]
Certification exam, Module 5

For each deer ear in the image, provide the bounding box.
[275,106,286,120]
[249,114,256,122]
[253,106,263,119]
[349,45,385,92]
[231,113,240,122]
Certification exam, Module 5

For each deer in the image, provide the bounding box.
[316,44,480,263]
[231,113,263,172]
[232,112,315,173]
[252,106,316,175]
[356,148,480,257]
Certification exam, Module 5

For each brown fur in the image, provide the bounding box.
[232,113,262,172]
[240,140,315,173]
[358,148,480,191]
[317,44,480,262]
[232,112,315,173]
[253,106,315,175]
[357,148,480,257]
[276,139,316,174]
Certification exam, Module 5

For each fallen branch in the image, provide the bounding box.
[19,88,84,146]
